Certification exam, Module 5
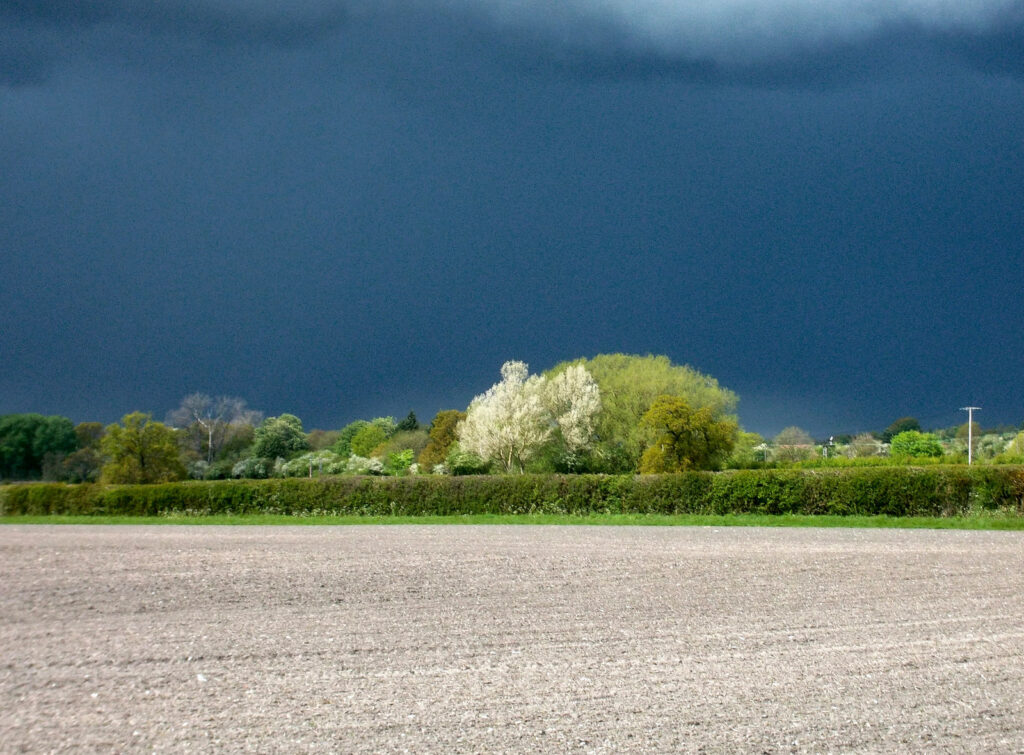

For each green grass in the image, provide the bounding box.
[2,512,1023,529]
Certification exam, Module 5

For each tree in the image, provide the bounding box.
[955,422,983,440]
[331,418,397,458]
[350,423,389,457]
[954,422,984,459]
[0,414,77,480]
[306,429,341,450]
[775,426,813,446]
[343,416,398,457]
[976,434,1004,461]
[332,420,369,457]
[251,414,309,459]
[166,393,262,463]
[545,354,737,472]
[542,364,602,454]
[100,412,186,484]
[418,410,466,468]
[445,443,492,475]
[881,417,921,443]
[458,361,554,473]
[74,421,105,448]
[848,432,882,458]
[384,449,416,475]
[773,426,814,462]
[458,361,603,474]
[370,430,430,460]
[638,395,737,472]
[727,431,766,467]
[396,411,419,432]
[889,430,943,459]
[59,422,105,482]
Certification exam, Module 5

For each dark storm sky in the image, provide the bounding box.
[2,1,1023,437]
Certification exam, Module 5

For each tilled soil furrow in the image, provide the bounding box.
[0,524,1022,752]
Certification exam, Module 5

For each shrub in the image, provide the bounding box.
[384,449,415,476]
[345,455,384,476]
[446,444,491,475]
[3,466,1023,518]
[232,457,272,479]
[890,431,944,459]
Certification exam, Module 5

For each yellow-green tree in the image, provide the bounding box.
[889,430,943,459]
[727,430,767,466]
[545,354,737,472]
[100,412,186,484]
[349,423,389,458]
[638,395,737,473]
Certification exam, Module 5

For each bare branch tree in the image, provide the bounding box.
[167,393,262,463]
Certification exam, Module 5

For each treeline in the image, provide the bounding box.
[3,467,1024,518]
[2,354,1022,484]
[764,418,1024,466]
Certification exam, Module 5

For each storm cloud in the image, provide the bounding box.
[0,0,349,84]
[445,0,1021,60]
[1,0,1022,434]
[3,0,1023,86]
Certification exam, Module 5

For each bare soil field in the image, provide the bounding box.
[1,525,1022,753]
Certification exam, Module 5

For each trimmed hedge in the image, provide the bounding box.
[2,467,1024,518]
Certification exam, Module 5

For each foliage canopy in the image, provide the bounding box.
[0,414,78,480]
[638,395,737,472]
[546,354,737,472]
[890,430,944,458]
[252,414,309,459]
[100,412,186,484]
[418,410,466,469]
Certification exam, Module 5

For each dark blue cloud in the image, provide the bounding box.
[1,0,1022,435]
[949,22,1024,78]
[4,0,1024,88]
[0,0,349,39]
[0,0,350,85]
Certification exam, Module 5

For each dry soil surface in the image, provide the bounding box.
[1,525,1023,753]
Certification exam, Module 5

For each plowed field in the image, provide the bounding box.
[2,525,1022,752]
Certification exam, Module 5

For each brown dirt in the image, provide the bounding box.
[1,525,1022,753]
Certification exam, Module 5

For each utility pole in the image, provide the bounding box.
[960,406,981,465]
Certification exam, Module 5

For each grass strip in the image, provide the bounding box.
[2,513,1024,529]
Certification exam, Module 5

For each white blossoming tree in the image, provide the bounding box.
[459,360,601,473]
[543,364,601,454]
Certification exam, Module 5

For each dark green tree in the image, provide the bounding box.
[396,411,419,432]
[0,414,77,480]
[881,417,921,443]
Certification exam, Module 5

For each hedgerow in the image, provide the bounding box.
[1,467,1023,518]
